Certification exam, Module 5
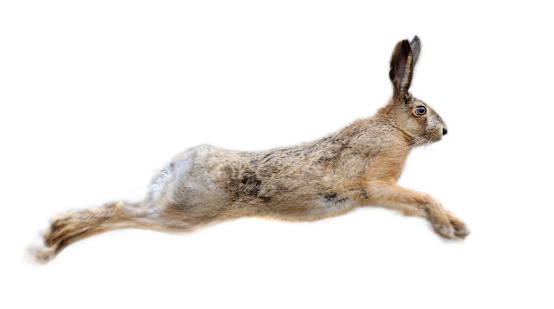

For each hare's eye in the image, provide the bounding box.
[414,106,427,116]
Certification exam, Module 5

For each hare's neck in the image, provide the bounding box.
[316,118,411,183]
[374,105,415,144]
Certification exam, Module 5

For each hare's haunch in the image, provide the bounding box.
[35,36,469,262]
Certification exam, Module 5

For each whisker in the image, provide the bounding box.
[398,132,429,152]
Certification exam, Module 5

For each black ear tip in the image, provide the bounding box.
[401,39,411,52]
[411,35,421,45]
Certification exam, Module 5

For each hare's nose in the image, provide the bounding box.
[442,128,448,135]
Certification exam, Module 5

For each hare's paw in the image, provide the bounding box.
[432,213,470,240]
[30,246,57,264]
[447,213,470,239]
[432,221,456,239]
[43,212,89,247]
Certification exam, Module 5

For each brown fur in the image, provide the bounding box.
[34,36,469,262]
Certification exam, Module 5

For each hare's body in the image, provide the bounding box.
[36,36,469,262]
[149,117,403,224]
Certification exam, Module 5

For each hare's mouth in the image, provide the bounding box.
[427,129,444,143]
[402,128,443,151]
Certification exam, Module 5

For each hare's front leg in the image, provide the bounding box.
[368,183,469,239]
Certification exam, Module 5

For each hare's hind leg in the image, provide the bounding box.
[35,200,188,262]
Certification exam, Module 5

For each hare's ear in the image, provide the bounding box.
[410,36,421,66]
[389,39,414,97]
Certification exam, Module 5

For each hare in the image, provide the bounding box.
[35,36,469,262]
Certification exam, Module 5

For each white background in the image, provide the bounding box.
[1,1,553,308]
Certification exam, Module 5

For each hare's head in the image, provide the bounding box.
[387,36,447,144]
